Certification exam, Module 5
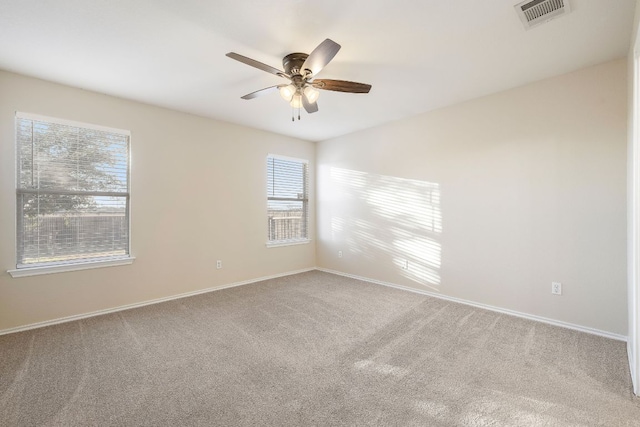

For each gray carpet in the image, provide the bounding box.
[1,270,639,426]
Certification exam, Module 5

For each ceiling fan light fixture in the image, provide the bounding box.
[279,84,296,101]
[303,86,319,103]
[290,93,303,108]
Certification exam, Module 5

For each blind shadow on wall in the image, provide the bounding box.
[328,167,442,291]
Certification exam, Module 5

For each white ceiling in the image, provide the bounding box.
[0,0,635,142]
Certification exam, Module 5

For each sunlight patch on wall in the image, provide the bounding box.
[364,177,442,233]
[391,228,442,268]
[327,166,443,288]
[347,218,392,262]
[331,216,345,240]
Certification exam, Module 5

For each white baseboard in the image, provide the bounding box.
[1,266,627,343]
[316,268,627,342]
[0,268,315,336]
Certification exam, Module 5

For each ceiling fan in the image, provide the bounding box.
[226,39,372,120]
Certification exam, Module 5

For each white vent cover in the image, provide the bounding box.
[515,0,571,30]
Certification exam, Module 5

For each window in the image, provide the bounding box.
[267,154,309,245]
[12,113,132,275]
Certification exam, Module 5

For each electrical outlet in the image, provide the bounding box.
[338,250,343,258]
[403,260,409,270]
[216,260,222,269]
[551,282,562,295]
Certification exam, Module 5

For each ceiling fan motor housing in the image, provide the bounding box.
[283,53,310,77]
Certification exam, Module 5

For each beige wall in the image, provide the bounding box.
[0,70,315,331]
[0,59,629,336]
[316,59,628,336]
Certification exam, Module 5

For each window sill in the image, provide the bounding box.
[266,239,311,248]
[7,256,135,278]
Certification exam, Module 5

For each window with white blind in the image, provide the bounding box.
[267,155,309,246]
[12,113,132,276]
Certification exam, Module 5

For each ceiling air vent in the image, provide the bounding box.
[515,0,571,30]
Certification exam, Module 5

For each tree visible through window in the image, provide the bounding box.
[15,113,131,268]
[267,155,309,244]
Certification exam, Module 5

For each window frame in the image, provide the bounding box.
[266,154,310,247]
[8,112,134,278]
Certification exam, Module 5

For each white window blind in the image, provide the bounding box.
[15,113,131,268]
[267,155,309,244]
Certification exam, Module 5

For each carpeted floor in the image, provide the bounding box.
[1,270,639,426]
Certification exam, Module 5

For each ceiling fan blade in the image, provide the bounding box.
[301,39,341,77]
[312,79,372,93]
[226,52,288,78]
[302,94,319,113]
[241,85,283,100]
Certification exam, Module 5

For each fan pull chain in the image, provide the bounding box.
[291,106,302,122]
[291,106,302,121]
